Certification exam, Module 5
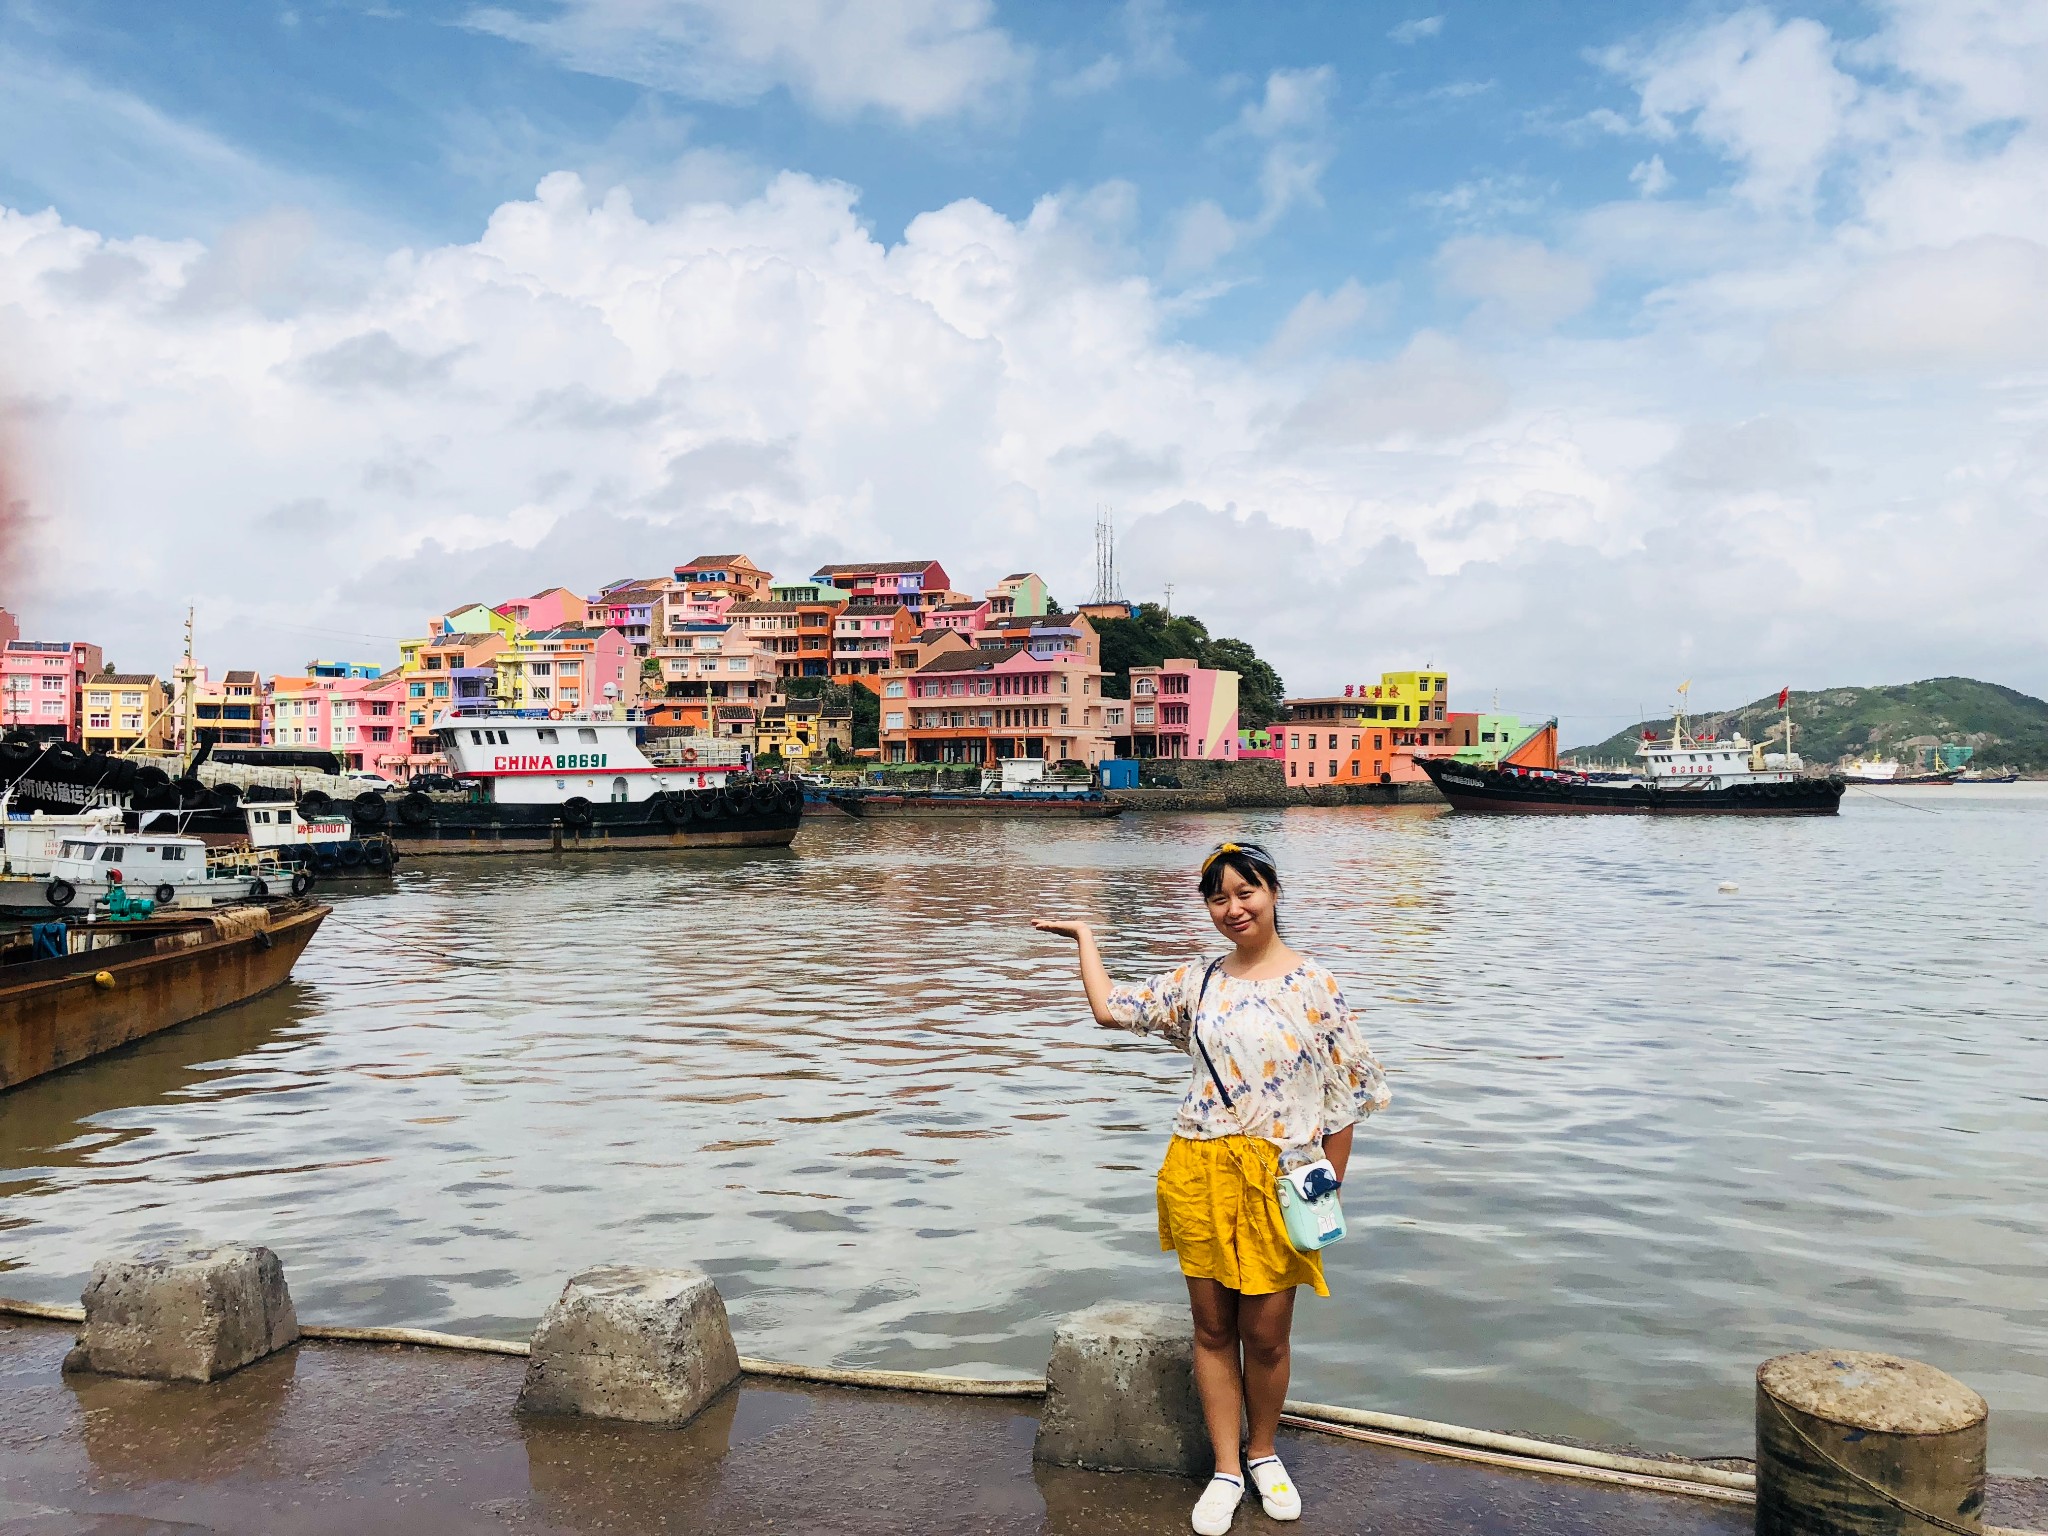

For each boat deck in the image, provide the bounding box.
[0,1317,1760,1535]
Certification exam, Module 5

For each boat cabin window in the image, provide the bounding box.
[161,846,186,861]
[100,845,124,861]
[538,728,558,742]
[471,731,484,744]
[578,728,598,743]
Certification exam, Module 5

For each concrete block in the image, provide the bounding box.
[1034,1300,1207,1475]
[70,1243,298,1382]
[517,1264,740,1426]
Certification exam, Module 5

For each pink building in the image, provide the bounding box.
[811,559,951,618]
[496,586,588,634]
[265,674,390,769]
[880,616,1115,766]
[928,598,991,635]
[2,635,105,742]
[1128,658,1239,760]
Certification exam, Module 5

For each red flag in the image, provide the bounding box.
[1777,687,1789,708]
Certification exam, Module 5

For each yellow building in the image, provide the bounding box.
[80,672,170,754]
[756,698,854,765]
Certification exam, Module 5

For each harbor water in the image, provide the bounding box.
[3,786,2044,1472]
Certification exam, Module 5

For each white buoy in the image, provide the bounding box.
[1718,881,1740,893]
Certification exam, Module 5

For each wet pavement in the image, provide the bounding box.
[0,1318,1760,1536]
[9,1315,2046,1535]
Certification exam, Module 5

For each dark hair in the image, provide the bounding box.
[1198,841,1281,900]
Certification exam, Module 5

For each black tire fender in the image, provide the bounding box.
[562,795,594,828]
[46,879,76,908]
[398,792,433,827]
[248,878,270,900]
[154,883,177,905]
[291,870,313,898]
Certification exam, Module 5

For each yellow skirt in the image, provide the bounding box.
[1156,1134,1327,1298]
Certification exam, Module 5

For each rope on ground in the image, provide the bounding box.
[1279,1399,1756,1491]
[1277,1412,1753,1504]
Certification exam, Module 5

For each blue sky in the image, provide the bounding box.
[3,0,1872,345]
[2,0,2046,733]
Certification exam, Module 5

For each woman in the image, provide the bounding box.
[1035,841,1390,1535]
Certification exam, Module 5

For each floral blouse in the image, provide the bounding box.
[1104,958,1391,1165]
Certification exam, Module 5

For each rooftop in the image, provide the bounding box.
[920,645,1025,674]
[813,560,937,577]
[91,672,158,685]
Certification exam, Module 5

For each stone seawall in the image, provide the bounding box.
[1108,780,1444,813]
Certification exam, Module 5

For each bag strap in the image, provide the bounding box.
[1190,956,1236,1112]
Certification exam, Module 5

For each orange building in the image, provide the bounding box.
[1283,669,1452,787]
[727,597,842,679]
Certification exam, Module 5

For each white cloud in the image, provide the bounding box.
[1605,9,1858,210]
[1168,66,1336,275]
[1629,154,1673,197]
[1260,278,1392,364]
[1773,235,2048,371]
[1436,236,1597,330]
[464,0,1030,124]
[1277,331,1510,447]
[11,2,2048,721]
[1388,16,1443,45]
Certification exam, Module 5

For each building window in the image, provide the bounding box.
[1329,760,1337,778]
[1289,733,1299,749]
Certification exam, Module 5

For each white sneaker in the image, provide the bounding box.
[1248,1455,1302,1521]
[1190,1472,1244,1535]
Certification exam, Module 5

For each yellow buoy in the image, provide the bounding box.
[93,971,115,989]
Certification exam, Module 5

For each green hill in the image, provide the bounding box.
[1565,677,2048,772]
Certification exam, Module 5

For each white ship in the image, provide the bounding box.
[363,709,803,856]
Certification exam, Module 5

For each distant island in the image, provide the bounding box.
[1566,677,2048,773]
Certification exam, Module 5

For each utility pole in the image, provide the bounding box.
[1162,582,1174,616]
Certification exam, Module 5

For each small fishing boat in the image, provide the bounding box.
[135,799,399,879]
[1,902,327,1091]
[1,828,311,916]
[1420,702,1844,815]
[1839,757,1962,786]
[372,709,802,855]
[830,761,1122,819]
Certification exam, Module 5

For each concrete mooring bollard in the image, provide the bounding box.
[1756,1349,1988,1535]
[65,1243,299,1382]
[1034,1300,1208,1476]
[517,1264,740,1426]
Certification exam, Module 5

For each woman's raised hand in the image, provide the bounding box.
[1031,918,1095,942]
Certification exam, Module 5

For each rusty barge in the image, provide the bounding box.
[0,902,327,1091]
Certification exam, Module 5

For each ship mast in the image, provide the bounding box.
[175,606,198,771]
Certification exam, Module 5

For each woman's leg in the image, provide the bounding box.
[1236,1286,1296,1460]
[1185,1276,1245,1475]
